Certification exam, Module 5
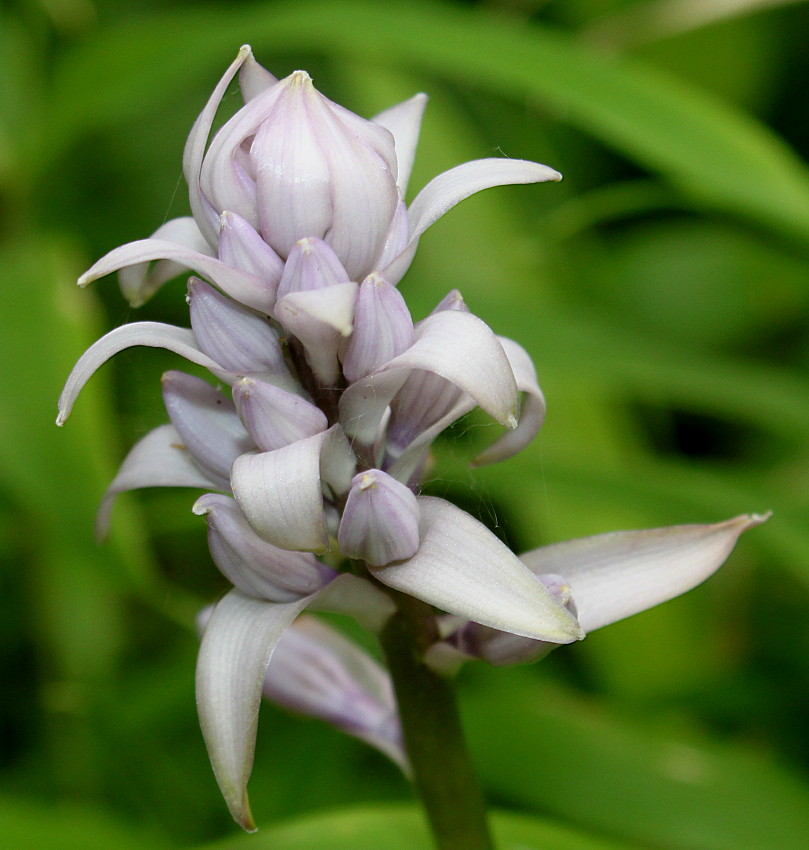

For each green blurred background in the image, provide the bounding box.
[2,0,809,847]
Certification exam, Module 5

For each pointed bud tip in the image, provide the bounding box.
[55,410,67,427]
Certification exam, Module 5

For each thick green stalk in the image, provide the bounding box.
[380,594,495,850]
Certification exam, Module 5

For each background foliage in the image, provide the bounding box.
[2,0,809,847]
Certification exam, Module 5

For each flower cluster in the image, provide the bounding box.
[58,46,766,831]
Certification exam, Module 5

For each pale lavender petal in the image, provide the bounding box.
[96,423,220,540]
[184,45,254,246]
[187,278,292,384]
[338,470,420,566]
[56,322,229,427]
[230,426,355,553]
[263,615,407,771]
[79,238,273,313]
[431,289,469,314]
[217,212,284,303]
[381,158,562,282]
[370,497,583,642]
[340,310,518,445]
[194,493,335,601]
[162,371,253,489]
[238,52,277,101]
[341,274,414,383]
[232,376,327,451]
[372,198,410,277]
[275,281,358,386]
[372,93,428,196]
[276,237,350,301]
[473,336,546,467]
[520,514,770,632]
[118,217,214,306]
[196,588,311,831]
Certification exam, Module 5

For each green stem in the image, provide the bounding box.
[380,594,495,850]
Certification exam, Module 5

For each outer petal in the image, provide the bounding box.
[56,322,229,426]
[371,497,583,643]
[372,93,428,196]
[96,423,220,540]
[184,45,254,245]
[263,615,407,771]
[382,158,561,282]
[196,588,311,831]
[473,336,546,467]
[340,310,518,445]
[217,211,284,302]
[238,51,277,102]
[78,239,273,313]
[118,217,214,306]
[520,514,770,632]
[230,426,355,553]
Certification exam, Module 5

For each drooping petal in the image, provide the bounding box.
[473,336,546,466]
[196,588,311,831]
[372,93,428,196]
[230,426,355,553]
[217,212,284,303]
[263,615,408,771]
[118,217,214,306]
[96,423,221,540]
[184,45,253,245]
[338,470,421,566]
[232,376,327,451]
[370,497,583,643]
[56,322,229,426]
[275,282,358,386]
[79,239,273,313]
[162,371,253,489]
[340,310,518,445]
[519,514,770,632]
[187,278,293,385]
[381,158,562,282]
[341,274,414,383]
[194,493,335,601]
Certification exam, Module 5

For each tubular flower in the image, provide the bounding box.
[57,46,766,833]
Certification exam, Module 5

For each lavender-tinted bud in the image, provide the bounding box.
[338,469,420,566]
[217,211,284,303]
[232,376,327,451]
[431,289,470,314]
[276,237,350,301]
[194,493,335,602]
[341,274,414,383]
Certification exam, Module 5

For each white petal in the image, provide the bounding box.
[372,93,428,196]
[340,310,518,445]
[118,217,214,306]
[79,239,273,313]
[56,322,229,426]
[371,497,583,642]
[520,514,770,632]
[184,45,254,246]
[96,424,220,540]
[196,588,311,831]
[473,336,546,466]
[238,51,277,101]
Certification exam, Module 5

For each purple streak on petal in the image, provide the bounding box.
[56,321,230,427]
[233,376,327,451]
[162,371,253,489]
[96,423,221,540]
[341,274,414,383]
[338,469,421,567]
[194,493,335,601]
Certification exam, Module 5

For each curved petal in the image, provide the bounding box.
[372,93,428,196]
[340,310,518,445]
[230,426,355,553]
[96,423,220,540]
[217,211,284,300]
[238,51,277,102]
[263,615,407,772]
[370,497,583,643]
[196,588,311,831]
[57,322,229,426]
[381,158,561,282]
[473,336,546,466]
[79,239,273,313]
[118,217,214,306]
[519,513,770,632]
[184,45,254,246]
